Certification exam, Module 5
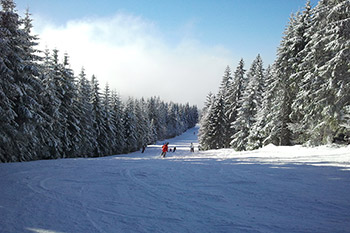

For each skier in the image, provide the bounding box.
[190,143,194,152]
[141,144,147,153]
[161,142,169,158]
[173,147,176,152]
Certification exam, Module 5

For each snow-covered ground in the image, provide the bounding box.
[1,126,350,233]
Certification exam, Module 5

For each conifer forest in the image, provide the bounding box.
[199,1,350,151]
[1,0,350,162]
[0,0,198,162]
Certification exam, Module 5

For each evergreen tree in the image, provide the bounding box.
[123,97,138,152]
[198,93,216,150]
[148,119,158,144]
[134,98,150,149]
[176,104,186,135]
[209,93,228,149]
[218,66,232,148]
[0,1,44,161]
[91,75,107,156]
[0,0,19,162]
[249,65,275,148]
[158,100,168,139]
[225,59,246,146]
[76,68,96,157]
[266,3,312,146]
[231,55,264,151]
[166,103,178,138]
[40,49,63,159]
[22,9,57,161]
[140,98,152,143]
[147,97,166,140]
[220,66,233,97]
[102,83,117,155]
[292,0,350,145]
[59,53,81,157]
[111,91,126,154]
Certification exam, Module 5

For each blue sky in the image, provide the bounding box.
[14,0,319,107]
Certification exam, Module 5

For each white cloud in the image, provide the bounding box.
[33,13,233,108]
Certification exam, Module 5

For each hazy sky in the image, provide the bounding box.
[15,0,319,108]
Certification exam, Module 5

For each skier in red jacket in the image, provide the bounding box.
[161,142,169,158]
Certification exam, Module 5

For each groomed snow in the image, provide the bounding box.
[1,126,350,233]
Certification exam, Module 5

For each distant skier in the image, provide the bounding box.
[161,142,169,158]
[173,147,176,152]
[190,143,194,152]
[141,145,147,153]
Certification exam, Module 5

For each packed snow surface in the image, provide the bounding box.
[1,126,350,233]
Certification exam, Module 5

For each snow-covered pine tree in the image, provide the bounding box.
[158,100,168,139]
[0,0,19,162]
[147,97,167,140]
[246,55,265,149]
[189,104,199,129]
[139,98,152,144]
[37,50,59,159]
[271,14,298,146]
[231,54,264,151]
[198,93,216,150]
[218,66,232,148]
[101,83,117,155]
[180,104,188,134]
[148,119,158,144]
[76,68,97,157]
[263,10,310,146]
[209,93,228,149]
[91,74,108,156]
[181,103,197,131]
[310,0,350,144]
[292,0,350,145]
[59,53,81,157]
[248,65,275,149]
[225,59,246,146]
[166,102,181,138]
[110,91,126,154]
[134,98,150,149]
[123,97,138,152]
[266,2,311,145]
[40,49,71,159]
[178,104,188,134]
[174,103,185,136]
[0,1,44,161]
[22,9,58,161]
[197,70,228,150]
[220,66,233,98]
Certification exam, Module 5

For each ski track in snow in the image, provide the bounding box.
[1,126,350,233]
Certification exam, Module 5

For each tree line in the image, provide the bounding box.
[199,0,350,151]
[0,0,198,162]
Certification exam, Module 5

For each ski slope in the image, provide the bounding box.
[1,126,350,233]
